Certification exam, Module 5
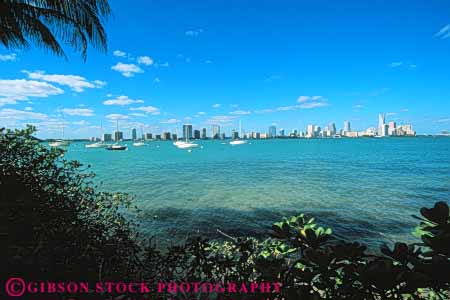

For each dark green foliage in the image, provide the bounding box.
[1,126,449,299]
[0,0,111,60]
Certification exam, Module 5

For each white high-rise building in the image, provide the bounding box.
[307,124,315,138]
[388,121,397,136]
[211,125,220,139]
[378,113,386,136]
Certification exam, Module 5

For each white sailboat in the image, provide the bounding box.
[174,127,199,149]
[49,117,70,147]
[230,120,247,145]
[133,127,145,147]
[86,121,108,148]
[105,120,127,151]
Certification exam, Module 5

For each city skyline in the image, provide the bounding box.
[1,1,450,138]
[93,112,415,142]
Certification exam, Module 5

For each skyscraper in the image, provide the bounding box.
[131,128,137,140]
[388,121,397,136]
[231,129,238,139]
[211,125,220,139]
[307,124,315,137]
[329,122,336,135]
[114,131,123,141]
[201,128,207,139]
[162,132,171,140]
[378,113,386,136]
[183,124,193,140]
[103,133,112,142]
[343,121,351,133]
[279,129,285,137]
[193,129,201,139]
[269,125,277,138]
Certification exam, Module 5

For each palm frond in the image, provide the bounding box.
[0,0,111,60]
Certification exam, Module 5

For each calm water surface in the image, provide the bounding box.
[64,137,450,248]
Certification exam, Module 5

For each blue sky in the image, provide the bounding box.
[1,0,450,138]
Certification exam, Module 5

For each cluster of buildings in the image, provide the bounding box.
[96,113,415,142]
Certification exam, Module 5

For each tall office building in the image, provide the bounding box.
[131,128,137,140]
[145,133,153,140]
[162,132,171,140]
[211,125,220,139]
[343,121,351,133]
[279,129,285,137]
[268,125,277,138]
[201,127,207,139]
[307,124,315,137]
[172,133,178,140]
[103,133,112,142]
[114,131,123,141]
[378,113,386,136]
[329,123,336,135]
[183,124,193,139]
[388,121,397,136]
[231,129,238,139]
[193,129,201,139]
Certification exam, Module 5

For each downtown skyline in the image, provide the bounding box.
[1,0,450,138]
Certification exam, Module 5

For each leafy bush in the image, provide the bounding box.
[1,126,449,300]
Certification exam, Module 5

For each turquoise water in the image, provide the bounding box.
[64,137,450,248]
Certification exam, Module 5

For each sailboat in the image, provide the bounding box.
[230,120,247,145]
[174,127,199,149]
[49,116,70,147]
[86,121,108,148]
[133,127,145,147]
[105,120,127,151]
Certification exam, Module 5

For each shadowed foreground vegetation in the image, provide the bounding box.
[1,126,449,300]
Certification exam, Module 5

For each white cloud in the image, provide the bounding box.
[205,115,236,125]
[155,62,169,68]
[388,62,417,69]
[185,29,203,37]
[103,95,144,106]
[113,50,127,57]
[230,110,251,115]
[436,118,450,123]
[205,60,213,64]
[0,79,63,105]
[298,101,328,109]
[435,24,450,39]
[161,118,180,124]
[105,114,129,120]
[254,108,275,114]
[129,113,146,117]
[61,108,94,117]
[386,112,397,116]
[297,95,325,103]
[256,95,328,114]
[130,106,160,115]
[153,77,161,83]
[212,103,221,108]
[72,120,89,126]
[0,53,17,61]
[24,106,33,111]
[197,111,206,115]
[401,108,409,112]
[137,56,154,66]
[389,62,403,68]
[353,104,364,109]
[0,108,48,120]
[23,71,105,92]
[111,62,143,77]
